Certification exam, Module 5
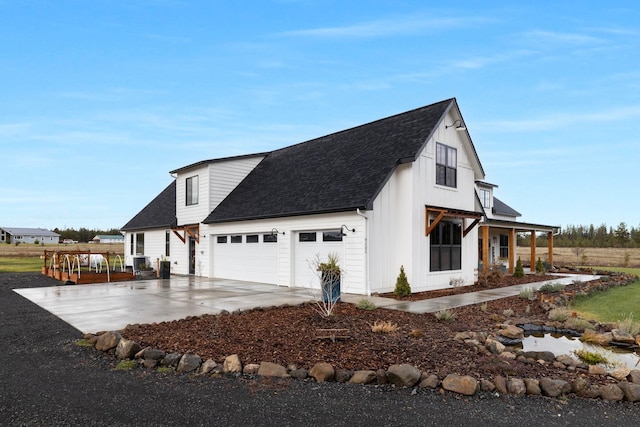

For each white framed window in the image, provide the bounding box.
[436,143,457,188]
[186,175,199,206]
[479,189,491,208]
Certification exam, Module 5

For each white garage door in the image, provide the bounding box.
[212,233,278,284]
[294,230,345,289]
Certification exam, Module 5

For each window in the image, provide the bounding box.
[135,233,145,255]
[479,189,491,208]
[186,176,199,206]
[429,220,462,271]
[230,235,242,243]
[246,234,259,243]
[322,230,343,242]
[299,232,317,242]
[217,236,227,244]
[130,234,134,255]
[263,234,278,243]
[499,234,509,259]
[165,230,170,256]
[436,143,457,188]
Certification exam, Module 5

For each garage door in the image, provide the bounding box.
[213,233,278,284]
[294,230,345,289]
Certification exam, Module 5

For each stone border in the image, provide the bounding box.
[80,272,640,402]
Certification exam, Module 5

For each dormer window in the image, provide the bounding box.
[479,189,491,208]
[436,143,457,188]
[186,175,199,206]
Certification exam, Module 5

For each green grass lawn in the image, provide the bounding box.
[0,257,43,273]
[572,279,640,323]
[584,266,640,276]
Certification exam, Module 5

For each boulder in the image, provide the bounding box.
[485,338,505,355]
[136,347,165,361]
[95,331,121,352]
[499,352,516,360]
[349,370,377,385]
[376,369,388,385]
[611,329,636,345]
[177,354,202,373]
[521,351,555,363]
[257,362,288,378]
[419,374,439,389]
[201,359,219,375]
[289,368,308,380]
[442,374,478,396]
[386,364,421,387]
[480,379,496,392]
[609,367,631,381]
[115,339,142,360]
[539,378,571,397]
[160,353,182,367]
[588,365,607,376]
[629,370,640,384]
[523,378,541,395]
[617,382,640,402]
[243,363,260,375]
[507,378,526,396]
[555,354,584,368]
[499,325,524,340]
[494,375,507,395]
[335,370,352,383]
[222,354,242,374]
[599,384,624,401]
[142,359,158,369]
[309,363,335,382]
[571,377,600,399]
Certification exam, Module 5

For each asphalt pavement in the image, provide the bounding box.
[2,272,639,426]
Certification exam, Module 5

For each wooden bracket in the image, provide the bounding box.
[172,224,200,244]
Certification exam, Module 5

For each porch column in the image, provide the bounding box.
[481,225,489,272]
[508,228,515,274]
[547,232,554,268]
[530,231,536,272]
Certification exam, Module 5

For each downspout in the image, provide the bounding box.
[356,209,370,296]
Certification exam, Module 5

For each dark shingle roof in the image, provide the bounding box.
[493,196,521,218]
[121,181,177,231]
[205,98,455,223]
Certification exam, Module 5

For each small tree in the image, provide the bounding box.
[535,257,546,275]
[394,265,411,297]
[513,257,525,278]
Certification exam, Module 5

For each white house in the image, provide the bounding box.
[0,227,61,244]
[92,235,125,244]
[121,98,558,295]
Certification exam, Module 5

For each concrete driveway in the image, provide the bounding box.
[14,276,318,333]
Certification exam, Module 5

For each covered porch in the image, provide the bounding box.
[479,219,560,274]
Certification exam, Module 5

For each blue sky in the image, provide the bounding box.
[1,1,639,231]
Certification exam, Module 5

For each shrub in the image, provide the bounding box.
[617,315,640,336]
[408,329,424,338]
[480,302,488,313]
[435,308,456,321]
[535,257,546,275]
[539,282,564,293]
[503,308,514,317]
[519,287,534,300]
[548,307,571,322]
[513,257,525,278]
[581,329,611,345]
[393,265,411,297]
[573,348,619,367]
[564,317,593,332]
[371,320,399,333]
[357,298,377,311]
[477,264,503,287]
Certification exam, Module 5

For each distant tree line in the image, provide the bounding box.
[53,227,122,243]
[518,223,640,248]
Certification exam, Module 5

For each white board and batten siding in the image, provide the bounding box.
[204,212,367,294]
[123,229,169,269]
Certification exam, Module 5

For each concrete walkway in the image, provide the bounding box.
[14,273,598,333]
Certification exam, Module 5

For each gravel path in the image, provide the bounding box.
[2,272,639,426]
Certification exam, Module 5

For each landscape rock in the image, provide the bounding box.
[160,352,182,367]
[507,378,526,395]
[498,351,516,360]
[257,362,288,377]
[222,354,242,374]
[539,378,570,397]
[442,374,478,396]
[588,365,607,376]
[571,377,600,399]
[521,351,555,362]
[494,375,507,395]
[386,364,421,387]
[335,370,352,383]
[484,338,505,355]
[243,363,260,375]
[95,331,121,352]
[523,378,541,395]
[611,329,636,345]
[628,369,640,384]
[135,347,165,361]
[480,379,495,392]
[349,370,377,385]
[499,325,524,339]
[142,359,158,369]
[555,354,584,368]
[201,359,219,375]
[419,374,439,389]
[309,362,335,382]
[599,384,624,401]
[376,369,387,385]
[115,338,142,360]
[177,354,202,373]
[609,367,631,381]
[289,368,308,380]
[617,382,640,402]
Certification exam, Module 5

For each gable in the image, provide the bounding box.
[204,98,456,223]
